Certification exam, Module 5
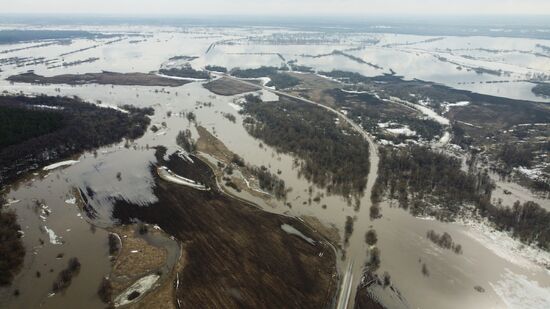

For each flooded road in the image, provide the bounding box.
[0,25,549,308]
[230,75,383,308]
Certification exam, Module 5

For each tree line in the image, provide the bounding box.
[0,95,153,186]
[372,146,494,211]
[230,66,299,89]
[241,95,370,197]
[0,196,25,286]
[372,145,550,250]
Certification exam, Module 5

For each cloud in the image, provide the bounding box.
[3,0,550,15]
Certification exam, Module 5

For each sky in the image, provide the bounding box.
[2,0,550,16]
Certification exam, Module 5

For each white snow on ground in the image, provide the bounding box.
[443,101,470,113]
[415,104,450,125]
[155,73,208,81]
[457,120,482,128]
[258,77,271,87]
[489,269,550,309]
[387,127,417,136]
[228,102,242,111]
[378,122,417,136]
[96,104,129,114]
[377,122,395,128]
[515,166,543,180]
[33,105,64,110]
[240,77,272,87]
[436,131,452,146]
[231,170,270,195]
[388,96,450,125]
[39,204,51,221]
[281,224,315,245]
[516,123,549,127]
[316,73,341,83]
[418,99,430,106]
[176,149,194,163]
[341,89,370,94]
[258,90,280,102]
[114,274,160,307]
[157,166,209,190]
[3,199,20,206]
[43,226,62,245]
[43,160,79,171]
[459,218,550,270]
[65,197,76,205]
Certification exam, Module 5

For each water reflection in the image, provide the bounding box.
[0,25,549,309]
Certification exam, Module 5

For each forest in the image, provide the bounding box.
[488,200,550,250]
[159,64,210,79]
[324,88,444,141]
[532,83,550,98]
[241,95,370,197]
[230,66,283,78]
[7,72,189,87]
[288,61,314,73]
[372,146,494,213]
[0,29,110,44]
[0,106,65,148]
[0,196,25,286]
[247,165,288,199]
[230,66,299,89]
[426,230,462,254]
[497,143,534,168]
[265,73,300,89]
[176,129,197,153]
[0,95,153,186]
[205,65,228,73]
[372,145,550,250]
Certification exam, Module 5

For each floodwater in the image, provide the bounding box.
[0,25,549,309]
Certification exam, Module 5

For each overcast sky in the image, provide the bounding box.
[2,0,550,16]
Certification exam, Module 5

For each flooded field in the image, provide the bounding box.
[0,24,549,308]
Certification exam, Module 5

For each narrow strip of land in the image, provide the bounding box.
[219,74,380,309]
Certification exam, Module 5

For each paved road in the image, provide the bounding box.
[221,75,377,146]
[337,261,354,309]
[221,74,380,309]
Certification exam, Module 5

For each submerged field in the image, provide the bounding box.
[0,24,549,309]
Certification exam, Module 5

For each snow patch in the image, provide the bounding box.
[436,131,452,146]
[459,218,550,270]
[43,160,79,171]
[114,274,160,307]
[388,96,450,125]
[281,224,315,245]
[228,102,242,111]
[515,166,544,180]
[65,197,76,205]
[341,89,370,94]
[33,105,64,110]
[3,199,20,206]
[157,166,208,190]
[443,101,470,113]
[490,268,550,309]
[387,127,417,136]
[43,226,62,245]
[155,73,207,82]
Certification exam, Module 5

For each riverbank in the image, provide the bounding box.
[109,149,338,308]
[105,224,182,308]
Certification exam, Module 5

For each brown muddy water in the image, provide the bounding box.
[0,28,549,309]
[2,80,549,309]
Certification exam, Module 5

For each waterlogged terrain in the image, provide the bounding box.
[0,23,549,309]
